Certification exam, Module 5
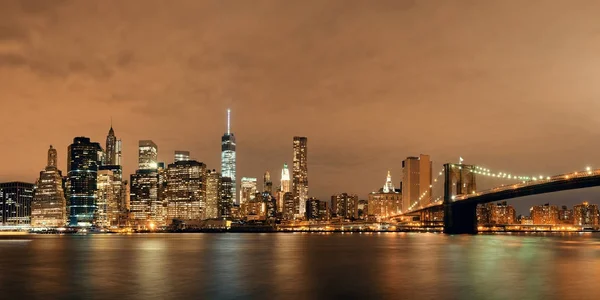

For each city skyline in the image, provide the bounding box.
[2,1,600,214]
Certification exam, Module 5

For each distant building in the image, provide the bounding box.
[263,192,277,220]
[31,146,67,228]
[130,169,159,225]
[219,177,233,219]
[105,125,122,166]
[240,177,257,217]
[278,164,291,213]
[0,182,34,226]
[488,202,516,225]
[174,150,190,162]
[519,215,533,225]
[221,109,237,204]
[332,193,359,220]
[205,169,220,219]
[357,199,368,220]
[166,160,206,223]
[530,204,559,225]
[292,137,308,217]
[573,202,599,228]
[67,137,102,227]
[138,140,158,170]
[282,192,294,220]
[306,198,328,221]
[368,171,402,220]
[96,170,118,228]
[263,171,273,194]
[100,165,127,226]
[558,205,573,225]
[402,154,432,211]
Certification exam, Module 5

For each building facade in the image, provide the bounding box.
[530,204,559,225]
[292,137,308,217]
[0,182,35,226]
[105,125,122,166]
[67,137,102,227]
[31,146,67,228]
[174,150,191,162]
[278,164,291,213]
[138,140,158,170]
[332,193,359,220]
[221,109,237,204]
[166,160,206,222]
[130,169,160,225]
[368,171,402,220]
[573,202,599,228]
[96,170,119,228]
[306,198,328,221]
[219,177,233,219]
[240,177,257,217]
[205,169,220,219]
[402,155,432,212]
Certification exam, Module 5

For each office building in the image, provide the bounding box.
[67,137,103,227]
[573,202,599,228]
[221,109,237,204]
[402,155,432,211]
[31,145,67,228]
[278,163,291,213]
[283,192,295,220]
[530,204,559,225]
[174,150,190,162]
[558,205,573,225]
[292,137,308,217]
[138,140,158,170]
[306,198,328,221]
[105,124,122,166]
[332,193,359,220]
[264,171,273,194]
[219,177,233,219]
[205,169,220,219]
[130,169,159,225]
[166,160,206,222]
[0,182,34,226]
[240,177,257,217]
[96,169,118,228]
[368,171,402,220]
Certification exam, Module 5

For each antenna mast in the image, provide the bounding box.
[227,109,231,134]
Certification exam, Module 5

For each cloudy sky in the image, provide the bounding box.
[1,0,600,213]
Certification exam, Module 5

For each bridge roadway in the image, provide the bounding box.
[400,168,600,233]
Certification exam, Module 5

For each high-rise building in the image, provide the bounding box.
[240,177,257,216]
[166,160,206,222]
[306,198,328,221]
[67,137,102,227]
[174,150,190,162]
[278,164,291,213]
[368,171,402,220]
[573,202,599,228]
[264,171,273,194]
[96,170,118,228]
[105,125,122,166]
[331,193,359,220]
[0,182,35,226]
[282,192,294,220]
[129,169,159,225]
[402,154,432,211]
[31,146,67,228]
[99,165,126,226]
[138,140,158,170]
[205,169,220,219]
[263,192,277,220]
[219,177,233,219]
[221,109,237,204]
[530,204,559,225]
[558,205,574,225]
[292,137,308,217]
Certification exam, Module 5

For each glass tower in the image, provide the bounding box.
[67,137,102,227]
[221,109,237,204]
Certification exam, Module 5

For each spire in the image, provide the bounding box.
[383,170,395,193]
[108,117,115,135]
[47,145,57,168]
[227,109,231,134]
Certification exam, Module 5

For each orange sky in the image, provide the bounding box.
[1,0,600,212]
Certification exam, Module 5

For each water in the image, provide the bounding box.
[1,233,599,299]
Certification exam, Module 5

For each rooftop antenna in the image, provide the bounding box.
[227,109,231,134]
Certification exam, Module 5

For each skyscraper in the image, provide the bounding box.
[240,177,257,217]
[67,137,102,227]
[96,169,118,228]
[0,182,35,226]
[129,169,159,225]
[139,140,158,170]
[105,125,122,166]
[174,150,190,162]
[166,160,206,222]
[264,171,273,194]
[205,169,220,219]
[278,164,291,213]
[368,171,402,220]
[31,146,67,228]
[221,109,237,204]
[219,177,233,219]
[401,154,432,212]
[292,137,308,217]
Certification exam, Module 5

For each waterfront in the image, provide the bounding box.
[1,233,600,299]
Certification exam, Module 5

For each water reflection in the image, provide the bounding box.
[1,233,600,299]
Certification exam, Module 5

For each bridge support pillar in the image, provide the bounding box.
[443,202,477,234]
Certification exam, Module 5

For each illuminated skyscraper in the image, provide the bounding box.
[139,140,158,170]
[174,150,190,162]
[205,169,220,219]
[130,169,159,225]
[292,137,308,217]
[401,154,432,212]
[105,125,122,166]
[383,170,395,193]
[31,146,67,228]
[0,182,34,226]
[240,177,257,217]
[219,177,233,219]
[166,160,206,222]
[221,109,237,203]
[67,137,103,227]
[281,164,290,193]
[96,169,118,228]
[264,171,273,194]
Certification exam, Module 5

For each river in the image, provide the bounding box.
[0,233,599,299]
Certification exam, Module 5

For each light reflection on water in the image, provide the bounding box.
[0,233,599,299]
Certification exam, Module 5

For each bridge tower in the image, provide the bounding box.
[443,163,478,234]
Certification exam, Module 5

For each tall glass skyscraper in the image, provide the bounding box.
[67,137,102,227]
[221,109,237,204]
[292,137,308,217]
